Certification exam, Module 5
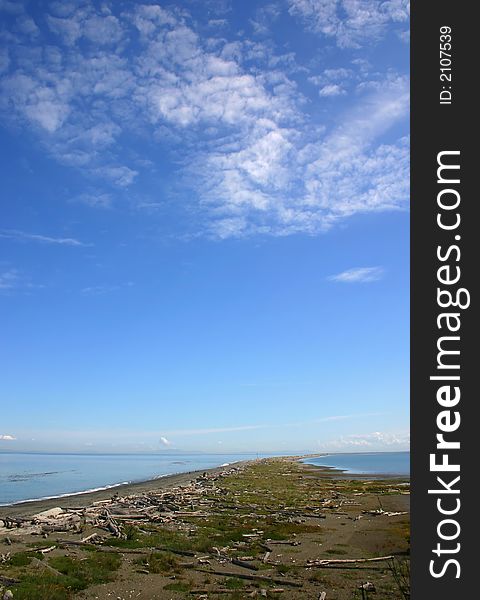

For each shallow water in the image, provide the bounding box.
[302,451,410,476]
[0,451,273,505]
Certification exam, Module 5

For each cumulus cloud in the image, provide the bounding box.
[328,266,384,283]
[0,434,16,440]
[159,436,172,447]
[318,430,410,450]
[0,1,409,237]
[288,0,410,48]
[319,83,345,97]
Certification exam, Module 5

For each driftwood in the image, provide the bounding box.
[80,533,99,544]
[31,545,57,554]
[41,523,79,533]
[231,558,259,571]
[195,568,303,588]
[306,555,394,567]
[154,546,196,557]
[362,509,408,517]
[319,593,327,600]
[190,589,284,595]
[358,582,376,591]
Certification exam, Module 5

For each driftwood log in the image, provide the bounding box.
[195,568,303,588]
[306,555,394,567]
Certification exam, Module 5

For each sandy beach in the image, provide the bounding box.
[0,457,410,599]
[0,464,242,519]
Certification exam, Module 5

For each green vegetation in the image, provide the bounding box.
[7,550,43,567]
[135,551,181,574]
[224,577,245,589]
[163,581,192,592]
[5,552,122,600]
[9,574,76,600]
[48,552,121,588]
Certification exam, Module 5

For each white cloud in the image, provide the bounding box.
[318,430,410,450]
[74,191,112,208]
[197,77,409,237]
[0,2,409,237]
[81,281,133,295]
[159,436,172,446]
[94,166,138,187]
[0,269,22,291]
[164,425,265,436]
[0,0,24,14]
[163,413,383,437]
[0,269,43,293]
[328,266,384,283]
[288,0,410,48]
[0,229,88,246]
[319,83,345,97]
[16,15,40,37]
[0,434,16,440]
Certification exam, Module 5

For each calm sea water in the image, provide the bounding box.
[0,452,274,505]
[302,452,410,476]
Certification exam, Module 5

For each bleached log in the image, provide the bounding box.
[306,555,394,567]
[195,568,303,588]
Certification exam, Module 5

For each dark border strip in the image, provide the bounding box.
[411,2,475,597]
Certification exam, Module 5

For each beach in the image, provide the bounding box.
[0,457,410,599]
[0,464,239,519]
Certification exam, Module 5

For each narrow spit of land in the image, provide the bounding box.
[0,457,410,600]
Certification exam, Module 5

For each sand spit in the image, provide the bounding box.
[0,457,410,599]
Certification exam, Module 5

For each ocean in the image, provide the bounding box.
[0,451,273,506]
[301,451,410,476]
[0,451,410,505]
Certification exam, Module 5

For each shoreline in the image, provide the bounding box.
[0,461,242,508]
[0,461,253,518]
[300,460,410,480]
[0,456,410,600]
[299,455,410,481]
[1,454,410,514]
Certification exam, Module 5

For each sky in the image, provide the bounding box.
[0,0,410,454]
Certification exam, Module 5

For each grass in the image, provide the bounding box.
[8,552,123,599]
[6,550,43,567]
[9,574,76,600]
[49,552,121,589]
[107,526,192,551]
[163,581,193,592]
[275,563,293,574]
[388,557,410,599]
[135,551,181,575]
[224,577,245,590]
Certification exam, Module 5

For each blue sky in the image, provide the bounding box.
[0,0,410,454]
